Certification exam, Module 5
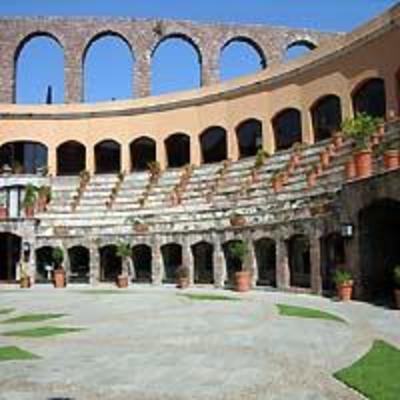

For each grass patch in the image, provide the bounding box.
[1,313,67,324]
[0,346,40,361]
[0,308,14,315]
[334,340,400,400]
[277,304,346,323]
[180,293,240,302]
[2,326,84,338]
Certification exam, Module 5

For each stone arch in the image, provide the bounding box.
[285,38,317,61]
[192,241,214,284]
[0,232,22,282]
[130,137,156,172]
[99,244,121,282]
[68,245,90,283]
[235,118,263,158]
[272,108,302,151]
[94,139,121,174]
[57,140,86,176]
[254,238,276,287]
[311,94,342,142]
[35,245,55,283]
[352,77,386,118]
[288,234,311,289]
[132,244,152,283]
[165,133,191,168]
[161,243,182,283]
[200,126,227,164]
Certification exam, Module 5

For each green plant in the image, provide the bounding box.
[394,266,400,288]
[52,246,64,269]
[228,241,249,267]
[333,269,353,286]
[38,185,51,202]
[116,242,131,259]
[23,184,37,208]
[147,161,161,175]
[254,149,269,169]
[0,191,6,207]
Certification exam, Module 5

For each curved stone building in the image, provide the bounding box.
[0,5,399,301]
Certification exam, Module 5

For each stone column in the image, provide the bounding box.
[310,235,322,295]
[201,48,219,87]
[264,119,275,155]
[47,143,57,176]
[0,46,14,103]
[341,91,354,121]
[276,238,290,290]
[191,135,201,167]
[151,239,163,285]
[302,109,314,145]
[384,72,399,119]
[213,239,225,288]
[344,227,361,298]
[156,138,167,171]
[89,242,100,285]
[121,142,131,174]
[65,47,83,104]
[86,144,95,175]
[63,244,71,284]
[245,238,258,288]
[182,239,194,286]
[134,50,151,98]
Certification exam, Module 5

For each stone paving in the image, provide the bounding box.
[0,285,399,400]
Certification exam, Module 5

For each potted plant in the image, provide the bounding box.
[23,184,37,218]
[19,262,31,289]
[254,149,269,170]
[229,241,251,292]
[132,218,149,233]
[291,142,305,166]
[345,157,356,181]
[334,269,354,301]
[230,212,246,227]
[37,185,51,212]
[116,242,132,288]
[52,246,66,288]
[394,266,400,309]
[176,266,190,289]
[272,171,283,193]
[383,146,399,171]
[0,192,7,219]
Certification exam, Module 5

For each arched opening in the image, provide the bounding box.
[15,34,64,104]
[151,35,201,95]
[35,246,55,283]
[320,233,345,293]
[288,235,311,289]
[359,199,400,303]
[165,133,191,168]
[161,243,182,283]
[311,95,342,142]
[223,240,244,286]
[0,233,21,282]
[192,242,214,284]
[236,119,263,158]
[220,38,266,81]
[254,238,276,287]
[285,40,316,61]
[130,137,156,172]
[0,141,47,174]
[200,126,227,164]
[57,141,86,176]
[68,246,90,283]
[272,108,302,151]
[132,244,152,283]
[352,78,386,118]
[99,245,122,282]
[95,140,121,174]
[83,33,134,102]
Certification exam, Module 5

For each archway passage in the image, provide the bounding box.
[57,141,86,176]
[223,240,244,286]
[359,199,400,303]
[192,242,214,284]
[200,127,227,164]
[0,233,22,282]
[0,141,47,174]
[220,38,266,81]
[15,35,64,104]
[100,245,121,282]
[95,140,121,174]
[288,235,311,289]
[273,109,302,151]
[254,238,276,287]
[285,40,316,61]
[161,243,182,283]
[68,246,90,283]
[130,137,156,172]
[352,78,386,118]
[321,233,345,293]
[312,95,342,142]
[236,119,263,158]
[84,34,134,102]
[35,246,55,283]
[165,133,190,168]
[132,245,152,283]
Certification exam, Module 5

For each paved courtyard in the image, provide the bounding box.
[0,286,399,400]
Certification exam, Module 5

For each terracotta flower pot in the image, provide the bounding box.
[307,171,317,189]
[116,275,129,288]
[176,277,190,289]
[272,177,283,193]
[333,133,344,149]
[0,206,7,219]
[53,269,66,288]
[134,223,149,233]
[395,289,400,309]
[345,158,356,180]
[234,270,252,292]
[20,276,31,289]
[320,150,330,169]
[230,215,246,227]
[291,153,301,167]
[383,150,399,171]
[337,281,353,301]
[354,150,372,179]
[25,206,35,218]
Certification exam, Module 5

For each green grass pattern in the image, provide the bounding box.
[2,326,84,338]
[0,308,15,315]
[1,313,67,324]
[277,304,346,323]
[0,346,40,361]
[334,340,400,400]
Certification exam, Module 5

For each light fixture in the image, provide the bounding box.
[341,223,354,239]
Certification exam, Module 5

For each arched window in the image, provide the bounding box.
[254,238,276,287]
[35,246,54,283]
[165,133,190,168]
[288,235,310,289]
[68,246,90,283]
[236,119,263,158]
[192,242,214,284]
[311,95,342,142]
[285,40,316,61]
[99,245,121,282]
[220,38,266,81]
[223,240,245,286]
[152,36,201,95]
[272,108,302,151]
[132,244,152,283]
[94,140,121,174]
[200,126,227,164]
[57,141,86,176]
[161,243,182,283]
[0,233,22,282]
[352,78,386,118]
[15,34,64,104]
[130,137,156,172]
[84,33,134,102]
[0,141,48,174]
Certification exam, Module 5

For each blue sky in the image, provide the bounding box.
[6,0,397,103]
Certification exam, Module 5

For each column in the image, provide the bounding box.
[200,48,219,87]
[246,238,258,288]
[301,109,314,145]
[65,47,83,104]
[276,238,290,290]
[182,239,194,286]
[86,144,95,175]
[121,142,131,174]
[0,47,14,103]
[213,239,225,288]
[264,119,275,155]
[89,242,100,285]
[310,235,322,295]
[151,240,163,285]
[227,126,239,162]
[63,244,71,284]
[384,73,399,119]
[156,138,167,171]
[191,135,201,167]
[134,50,151,98]
[47,144,57,176]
